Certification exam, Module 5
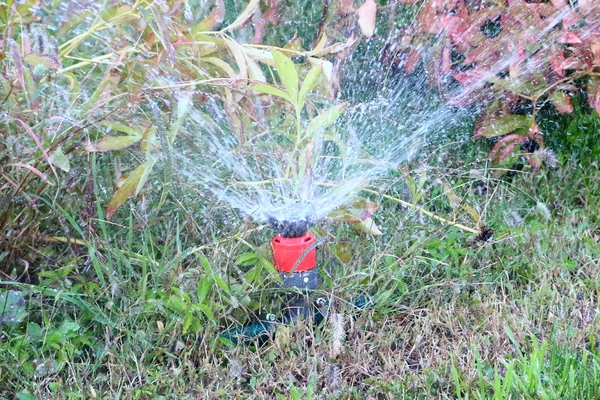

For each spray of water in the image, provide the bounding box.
[169,3,580,228]
[174,71,468,225]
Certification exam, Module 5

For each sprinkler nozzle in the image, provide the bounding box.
[265,203,315,238]
[272,232,318,290]
[272,232,317,273]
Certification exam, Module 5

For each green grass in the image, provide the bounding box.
[2,1,600,399]
[3,144,600,398]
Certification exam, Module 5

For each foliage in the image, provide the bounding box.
[0,0,383,270]
[391,0,600,168]
[2,0,600,398]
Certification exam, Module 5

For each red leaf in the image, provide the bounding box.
[509,3,544,31]
[591,39,600,64]
[550,0,568,9]
[549,50,565,76]
[337,0,355,15]
[463,36,506,65]
[586,77,600,112]
[453,68,488,86]
[417,1,443,34]
[509,45,526,80]
[442,46,452,73]
[560,56,585,70]
[404,48,422,74]
[550,90,574,113]
[357,0,377,38]
[562,11,580,29]
[471,8,503,27]
[489,134,525,162]
[558,32,582,44]
[526,3,558,18]
[579,0,598,14]
[498,141,520,162]
[447,94,478,106]
[253,1,279,44]
[525,153,542,171]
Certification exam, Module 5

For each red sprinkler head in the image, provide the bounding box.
[267,204,319,289]
[271,232,316,273]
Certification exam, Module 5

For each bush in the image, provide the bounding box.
[390,0,600,169]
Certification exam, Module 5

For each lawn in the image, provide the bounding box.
[1,1,600,399]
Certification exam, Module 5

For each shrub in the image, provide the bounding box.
[389,0,600,169]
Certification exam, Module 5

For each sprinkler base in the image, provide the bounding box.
[279,268,319,290]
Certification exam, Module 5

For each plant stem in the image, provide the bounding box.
[362,188,480,235]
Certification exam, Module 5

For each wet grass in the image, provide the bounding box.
[2,134,600,399]
[2,1,600,398]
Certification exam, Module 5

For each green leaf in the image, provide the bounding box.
[328,197,378,222]
[197,278,212,302]
[57,321,80,337]
[85,135,140,152]
[26,322,43,338]
[223,38,247,79]
[61,72,80,101]
[135,158,156,195]
[246,54,266,82]
[168,95,192,144]
[15,391,36,400]
[24,53,59,69]
[236,252,258,266]
[475,115,532,138]
[183,312,202,334]
[244,264,261,284]
[306,102,347,136]
[258,256,278,277]
[197,253,231,294]
[549,90,573,114]
[197,303,216,322]
[251,83,291,103]
[167,294,187,314]
[49,147,70,173]
[101,122,144,137]
[298,65,322,109]
[106,160,155,219]
[271,49,298,105]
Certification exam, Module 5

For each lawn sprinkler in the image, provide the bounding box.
[267,203,319,290]
[220,203,376,345]
[267,203,322,323]
[220,203,329,344]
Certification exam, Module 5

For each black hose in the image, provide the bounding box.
[220,295,373,345]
